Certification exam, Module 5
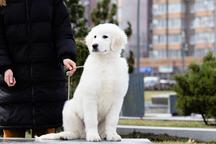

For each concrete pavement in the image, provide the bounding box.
[0,138,152,144]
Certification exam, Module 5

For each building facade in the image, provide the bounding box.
[116,0,151,57]
[143,0,216,72]
[150,0,185,59]
[80,0,216,73]
[150,0,216,58]
[191,0,216,57]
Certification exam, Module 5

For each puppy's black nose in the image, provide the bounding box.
[92,44,98,52]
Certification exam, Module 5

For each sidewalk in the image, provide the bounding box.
[0,138,152,144]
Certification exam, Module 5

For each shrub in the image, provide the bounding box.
[127,50,135,73]
[65,0,89,38]
[174,52,216,125]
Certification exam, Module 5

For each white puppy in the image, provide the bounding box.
[37,23,129,142]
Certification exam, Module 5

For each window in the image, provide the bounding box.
[153,4,167,15]
[169,34,182,43]
[152,19,167,28]
[153,35,166,44]
[191,32,215,43]
[153,3,185,15]
[192,16,214,28]
[150,49,181,58]
[168,19,182,28]
[153,34,182,44]
[193,0,215,12]
[169,50,181,58]
[152,18,183,29]
[169,3,185,13]
[194,48,214,57]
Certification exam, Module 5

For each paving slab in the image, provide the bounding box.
[0,138,152,144]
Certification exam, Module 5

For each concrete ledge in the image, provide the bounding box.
[117,125,216,142]
[121,114,215,121]
[0,138,151,144]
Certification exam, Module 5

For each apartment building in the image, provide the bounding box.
[116,0,151,57]
[141,0,216,73]
[191,0,216,56]
[150,0,185,59]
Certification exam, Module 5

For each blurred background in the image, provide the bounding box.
[65,0,216,142]
[74,0,216,115]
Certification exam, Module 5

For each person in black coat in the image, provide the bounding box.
[0,0,77,137]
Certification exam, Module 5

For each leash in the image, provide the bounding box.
[67,65,84,100]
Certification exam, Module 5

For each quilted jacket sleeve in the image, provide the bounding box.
[0,8,12,75]
[53,0,77,63]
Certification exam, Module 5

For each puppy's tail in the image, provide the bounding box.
[35,131,78,141]
[35,136,43,142]
[35,133,62,141]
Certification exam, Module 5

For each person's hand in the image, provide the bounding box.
[4,69,16,87]
[63,59,76,76]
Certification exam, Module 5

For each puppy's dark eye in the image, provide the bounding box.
[94,35,97,38]
[103,35,108,39]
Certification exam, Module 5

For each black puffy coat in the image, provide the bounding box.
[0,0,76,129]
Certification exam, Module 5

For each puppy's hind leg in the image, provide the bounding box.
[60,100,84,140]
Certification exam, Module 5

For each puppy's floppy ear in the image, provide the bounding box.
[111,28,128,51]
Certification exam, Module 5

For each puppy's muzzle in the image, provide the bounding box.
[92,44,99,52]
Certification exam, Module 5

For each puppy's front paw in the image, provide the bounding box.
[106,132,121,141]
[59,131,78,140]
[86,132,101,142]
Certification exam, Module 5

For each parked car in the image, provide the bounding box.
[144,76,160,90]
[159,79,176,90]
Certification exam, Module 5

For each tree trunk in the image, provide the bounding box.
[201,113,208,125]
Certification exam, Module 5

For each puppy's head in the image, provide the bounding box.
[85,23,127,55]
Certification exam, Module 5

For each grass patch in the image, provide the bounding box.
[119,119,215,128]
[145,90,174,102]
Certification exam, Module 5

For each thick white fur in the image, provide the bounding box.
[37,23,129,142]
